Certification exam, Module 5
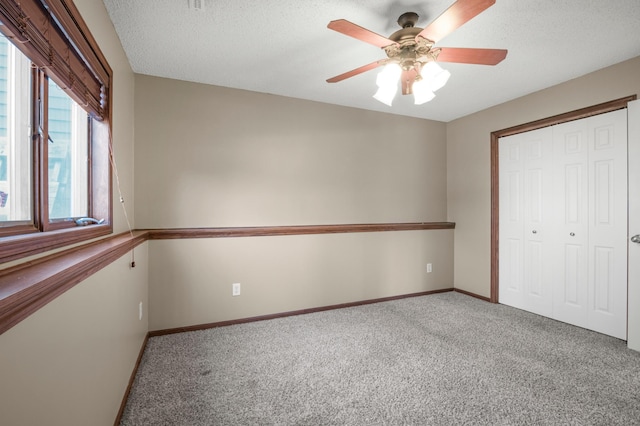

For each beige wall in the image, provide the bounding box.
[447,56,640,298]
[0,244,148,425]
[134,75,447,227]
[135,75,453,330]
[149,231,453,331]
[0,0,145,424]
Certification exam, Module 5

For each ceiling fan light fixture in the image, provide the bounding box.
[420,62,451,92]
[430,68,451,92]
[327,1,508,107]
[412,78,436,105]
[376,63,402,88]
[373,84,398,106]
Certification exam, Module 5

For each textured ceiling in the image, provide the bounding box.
[102,0,640,122]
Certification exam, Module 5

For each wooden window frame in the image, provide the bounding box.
[0,0,112,264]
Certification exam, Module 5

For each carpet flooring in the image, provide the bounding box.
[120,292,640,425]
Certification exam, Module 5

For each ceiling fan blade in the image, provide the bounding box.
[328,19,397,49]
[401,69,418,95]
[436,47,507,65]
[327,61,384,83]
[416,0,496,43]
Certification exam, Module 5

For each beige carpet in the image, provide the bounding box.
[120,292,640,425]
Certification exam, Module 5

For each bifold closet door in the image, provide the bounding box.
[499,127,554,316]
[552,118,590,329]
[553,109,627,339]
[500,109,627,339]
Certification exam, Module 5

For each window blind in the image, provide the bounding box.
[0,0,110,120]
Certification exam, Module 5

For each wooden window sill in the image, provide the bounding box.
[0,230,148,335]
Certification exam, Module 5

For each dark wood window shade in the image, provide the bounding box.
[0,0,108,119]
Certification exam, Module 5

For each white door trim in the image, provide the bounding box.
[627,99,640,350]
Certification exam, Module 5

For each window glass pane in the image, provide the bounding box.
[48,79,88,219]
[0,34,32,224]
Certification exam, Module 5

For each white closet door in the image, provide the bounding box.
[499,134,525,309]
[522,129,554,316]
[552,109,627,338]
[586,109,627,339]
[500,109,628,340]
[552,119,590,328]
[499,127,553,315]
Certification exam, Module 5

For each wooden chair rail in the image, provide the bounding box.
[0,222,455,335]
[145,222,455,239]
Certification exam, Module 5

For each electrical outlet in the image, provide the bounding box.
[138,301,143,320]
[427,263,432,273]
[232,283,241,296]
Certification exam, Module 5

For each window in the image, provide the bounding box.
[48,78,89,220]
[0,35,31,224]
[0,0,112,263]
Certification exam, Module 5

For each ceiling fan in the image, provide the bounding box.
[326,0,507,105]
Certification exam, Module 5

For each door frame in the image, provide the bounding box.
[628,100,640,350]
[490,95,637,303]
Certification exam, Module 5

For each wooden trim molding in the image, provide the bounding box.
[492,96,636,139]
[0,231,147,335]
[145,222,456,240]
[490,131,500,304]
[114,332,149,426]
[453,288,491,302]
[0,224,112,264]
[149,288,455,337]
[490,95,637,304]
[0,222,454,336]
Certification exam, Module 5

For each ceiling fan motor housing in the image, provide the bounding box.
[386,14,438,72]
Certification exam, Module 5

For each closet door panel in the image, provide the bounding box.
[587,110,627,339]
[499,135,525,309]
[522,131,553,316]
[499,128,553,314]
[553,122,589,328]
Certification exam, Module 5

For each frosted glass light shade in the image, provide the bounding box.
[412,78,436,105]
[430,69,450,92]
[420,62,451,92]
[373,84,398,106]
[376,63,402,88]
[420,61,441,79]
